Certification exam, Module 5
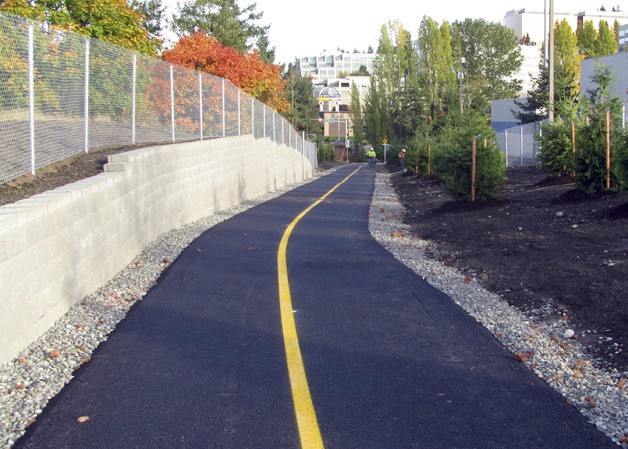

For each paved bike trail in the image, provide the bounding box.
[15,165,614,448]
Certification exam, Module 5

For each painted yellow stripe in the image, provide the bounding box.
[277,166,363,449]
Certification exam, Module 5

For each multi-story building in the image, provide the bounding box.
[619,23,628,51]
[502,7,628,95]
[298,51,377,80]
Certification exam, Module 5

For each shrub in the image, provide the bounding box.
[574,64,624,193]
[574,117,621,193]
[433,139,506,201]
[537,119,574,176]
[432,112,506,201]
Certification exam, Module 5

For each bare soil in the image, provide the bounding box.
[388,165,628,372]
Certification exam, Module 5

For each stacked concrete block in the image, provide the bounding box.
[0,135,313,365]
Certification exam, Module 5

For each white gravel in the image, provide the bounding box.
[1,167,626,448]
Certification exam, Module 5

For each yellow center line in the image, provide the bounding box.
[277,165,363,449]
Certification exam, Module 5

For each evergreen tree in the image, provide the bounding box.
[172,0,269,54]
[283,64,318,133]
[516,20,580,123]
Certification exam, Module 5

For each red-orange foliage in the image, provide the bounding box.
[162,32,289,113]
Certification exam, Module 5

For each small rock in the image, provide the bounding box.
[564,329,575,339]
[556,211,564,217]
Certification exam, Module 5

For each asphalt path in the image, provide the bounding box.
[15,164,615,448]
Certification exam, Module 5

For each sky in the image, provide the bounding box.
[161,1,624,65]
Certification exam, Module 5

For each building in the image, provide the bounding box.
[580,52,628,127]
[620,23,628,51]
[298,51,377,80]
[501,7,628,95]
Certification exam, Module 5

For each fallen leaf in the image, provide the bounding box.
[514,351,532,363]
[463,277,472,284]
[584,396,596,408]
[551,372,564,381]
[392,230,405,238]
[76,416,90,423]
[27,419,36,426]
[572,369,583,378]
[617,379,625,390]
[77,345,88,352]
[620,437,628,444]
[48,349,60,358]
[15,384,27,390]
[79,356,92,364]
[162,258,172,264]
[17,358,27,365]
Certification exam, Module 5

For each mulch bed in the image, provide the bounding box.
[389,164,628,371]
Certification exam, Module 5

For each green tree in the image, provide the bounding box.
[594,20,618,57]
[418,16,450,120]
[349,81,364,157]
[283,64,318,134]
[363,76,386,152]
[255,33,275,64]
[516,20,580,123]
[575,65,624,193]
[433,111,506,201]
[452,18,522,113]
[130,0,165,37]
[172,0,269,54]
[576,20,597,57]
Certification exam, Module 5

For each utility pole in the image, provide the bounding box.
[548,0,555,122]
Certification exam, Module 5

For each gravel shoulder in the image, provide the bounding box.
[0,162,626,447]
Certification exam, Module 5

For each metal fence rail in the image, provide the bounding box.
[0,12,316,185]
[495,121,542,167]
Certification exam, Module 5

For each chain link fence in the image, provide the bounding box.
[0,12,316,185]
[495,121,542,167]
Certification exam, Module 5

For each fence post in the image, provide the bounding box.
[132,53,137,145]
[28,25,35,174]
[222,79,226,138]
[199,72,203,141]
[251,98,254,137]
[237,89,241,136]
[170,64,175,142]
[504,129,509,168]
[84,39,90,153]
[520,126,523,166]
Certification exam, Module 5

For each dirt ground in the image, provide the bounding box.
[388,164,628,372]
[2,154,626,371]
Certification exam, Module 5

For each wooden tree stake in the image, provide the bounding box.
[472,136,477,202]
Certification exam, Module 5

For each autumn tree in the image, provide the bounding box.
[172,0,269,54]
[162,31,287,112]
[0,0,160,55]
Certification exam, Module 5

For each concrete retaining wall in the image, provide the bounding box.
[0,135,313,365]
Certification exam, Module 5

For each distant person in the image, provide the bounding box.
[398,148,407,174]
[366,147,377,167]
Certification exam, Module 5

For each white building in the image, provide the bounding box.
[502,7,628,96]
[298,51,377,80]
[619,23,628,51]
[580,52,628,127]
